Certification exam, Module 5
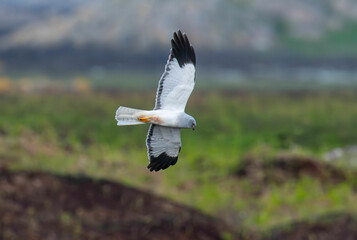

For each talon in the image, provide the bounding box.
[139,117,152,123]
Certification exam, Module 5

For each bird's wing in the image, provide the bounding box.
[154,30,196,111]
[146,124,181,172]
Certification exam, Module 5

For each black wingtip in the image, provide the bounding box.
[147,153,178,172]
[170,30,196,68]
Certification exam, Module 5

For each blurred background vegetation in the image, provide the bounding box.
[1,0,357,239]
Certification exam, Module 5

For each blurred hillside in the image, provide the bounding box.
[1,0,357,74]
[1,0,357,51]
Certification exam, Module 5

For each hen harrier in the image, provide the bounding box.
[115,30,196,172]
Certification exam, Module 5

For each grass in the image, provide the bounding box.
[0,91,357,230]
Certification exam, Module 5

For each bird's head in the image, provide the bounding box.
[181,114,196,130]
[190,118,197,130]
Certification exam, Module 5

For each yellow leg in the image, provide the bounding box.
[139,117,152,123]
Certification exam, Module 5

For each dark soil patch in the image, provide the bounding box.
[236,154,348,186]
[0,168,233,240]
[263,213,357,240]
[1,167,356,240]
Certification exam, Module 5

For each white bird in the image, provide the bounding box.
[115,30,197,172]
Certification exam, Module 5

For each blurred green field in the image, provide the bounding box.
[0,91,357,231]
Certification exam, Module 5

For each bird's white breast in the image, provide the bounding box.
[152,110,182,127]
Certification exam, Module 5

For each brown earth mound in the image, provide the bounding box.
[0,168,233,240]
[236,154,348,185]
[263,213,357,240]
[1,167,356,240]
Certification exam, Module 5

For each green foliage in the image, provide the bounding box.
[280,21,357,56]
[1,91,357,230]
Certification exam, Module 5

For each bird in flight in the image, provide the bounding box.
[115,30,196,172]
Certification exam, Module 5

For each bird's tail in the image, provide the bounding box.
[115,106,146,126]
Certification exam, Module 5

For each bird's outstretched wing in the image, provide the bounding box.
[146,124,181,172]
[154,30,196,111]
